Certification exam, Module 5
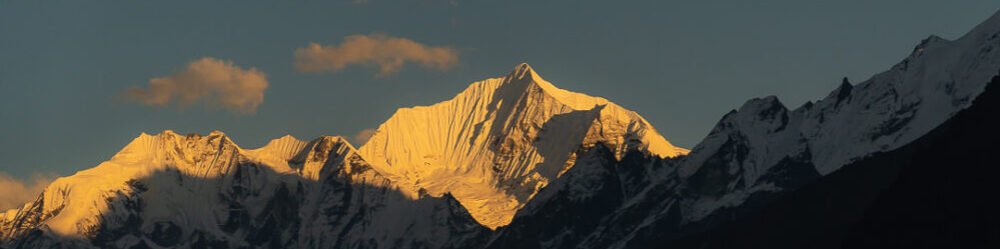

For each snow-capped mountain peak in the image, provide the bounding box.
[6,10,1000,249]
[508,63,539,81]
[251,134,309,161]
[1,131,488,248]
[504,63,623,115]
[673,8,1000,225]
[359,63,688,229]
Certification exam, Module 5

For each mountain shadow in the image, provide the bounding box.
[649,70,1000,249]
[486,144,683,249]
[0,135,489,249]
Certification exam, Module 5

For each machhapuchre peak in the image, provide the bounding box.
[4,9,1000,249]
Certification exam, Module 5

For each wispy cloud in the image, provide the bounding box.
[0,172,56,211]
[125,57,269,114]
[352,128,377,146]
[295,34,458,76]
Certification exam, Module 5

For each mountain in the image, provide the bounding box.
[657,71,1000,248]
[358,63,687,228]
[4,10,1000,249]
[488,10,1000,249]
[0,131,487,248]
[0,63,688,248]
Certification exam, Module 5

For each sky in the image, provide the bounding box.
[1,0,999,183]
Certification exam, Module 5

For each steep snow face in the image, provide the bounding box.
[3,131,255,238]
[676,10,1000,222]
[488,11,1000,249]
[0,131,487,248]
[359,63,688,228]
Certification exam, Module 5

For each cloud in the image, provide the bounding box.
[0,172,56,211]
[295,34,459,76]
[125,57,269,114]
[352,128,377,146]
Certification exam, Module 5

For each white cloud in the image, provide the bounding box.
[295,34,458,76]
[352,128,378,146]
[125,57,269,114]
[0,172,56,211]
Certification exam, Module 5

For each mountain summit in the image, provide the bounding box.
[0,131,487,248]
[358,63,688,228]
[6,9,1000,249]
[0,63,687,247]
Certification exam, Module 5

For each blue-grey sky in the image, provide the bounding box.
[2,1,999,181]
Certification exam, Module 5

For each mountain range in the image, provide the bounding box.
[3,10,1000,249]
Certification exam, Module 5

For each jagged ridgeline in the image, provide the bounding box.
[4,9,1000,249]
[0,131,487,248]
[0,63,689,248]
[358,63,688,229]
[488,9,1000,249]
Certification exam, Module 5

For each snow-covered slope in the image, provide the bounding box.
[358,63,688,228]
[0,131,487,248]
[489,10,1000,249]
[676,8,1000,222]
[7,10,999,248]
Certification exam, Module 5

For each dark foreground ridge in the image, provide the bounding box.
[653,71,1000,249]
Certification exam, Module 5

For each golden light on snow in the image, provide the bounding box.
[2,64,691,239]
[294,33,459,76]
[357,63,689,228]
[7,131,381,237]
